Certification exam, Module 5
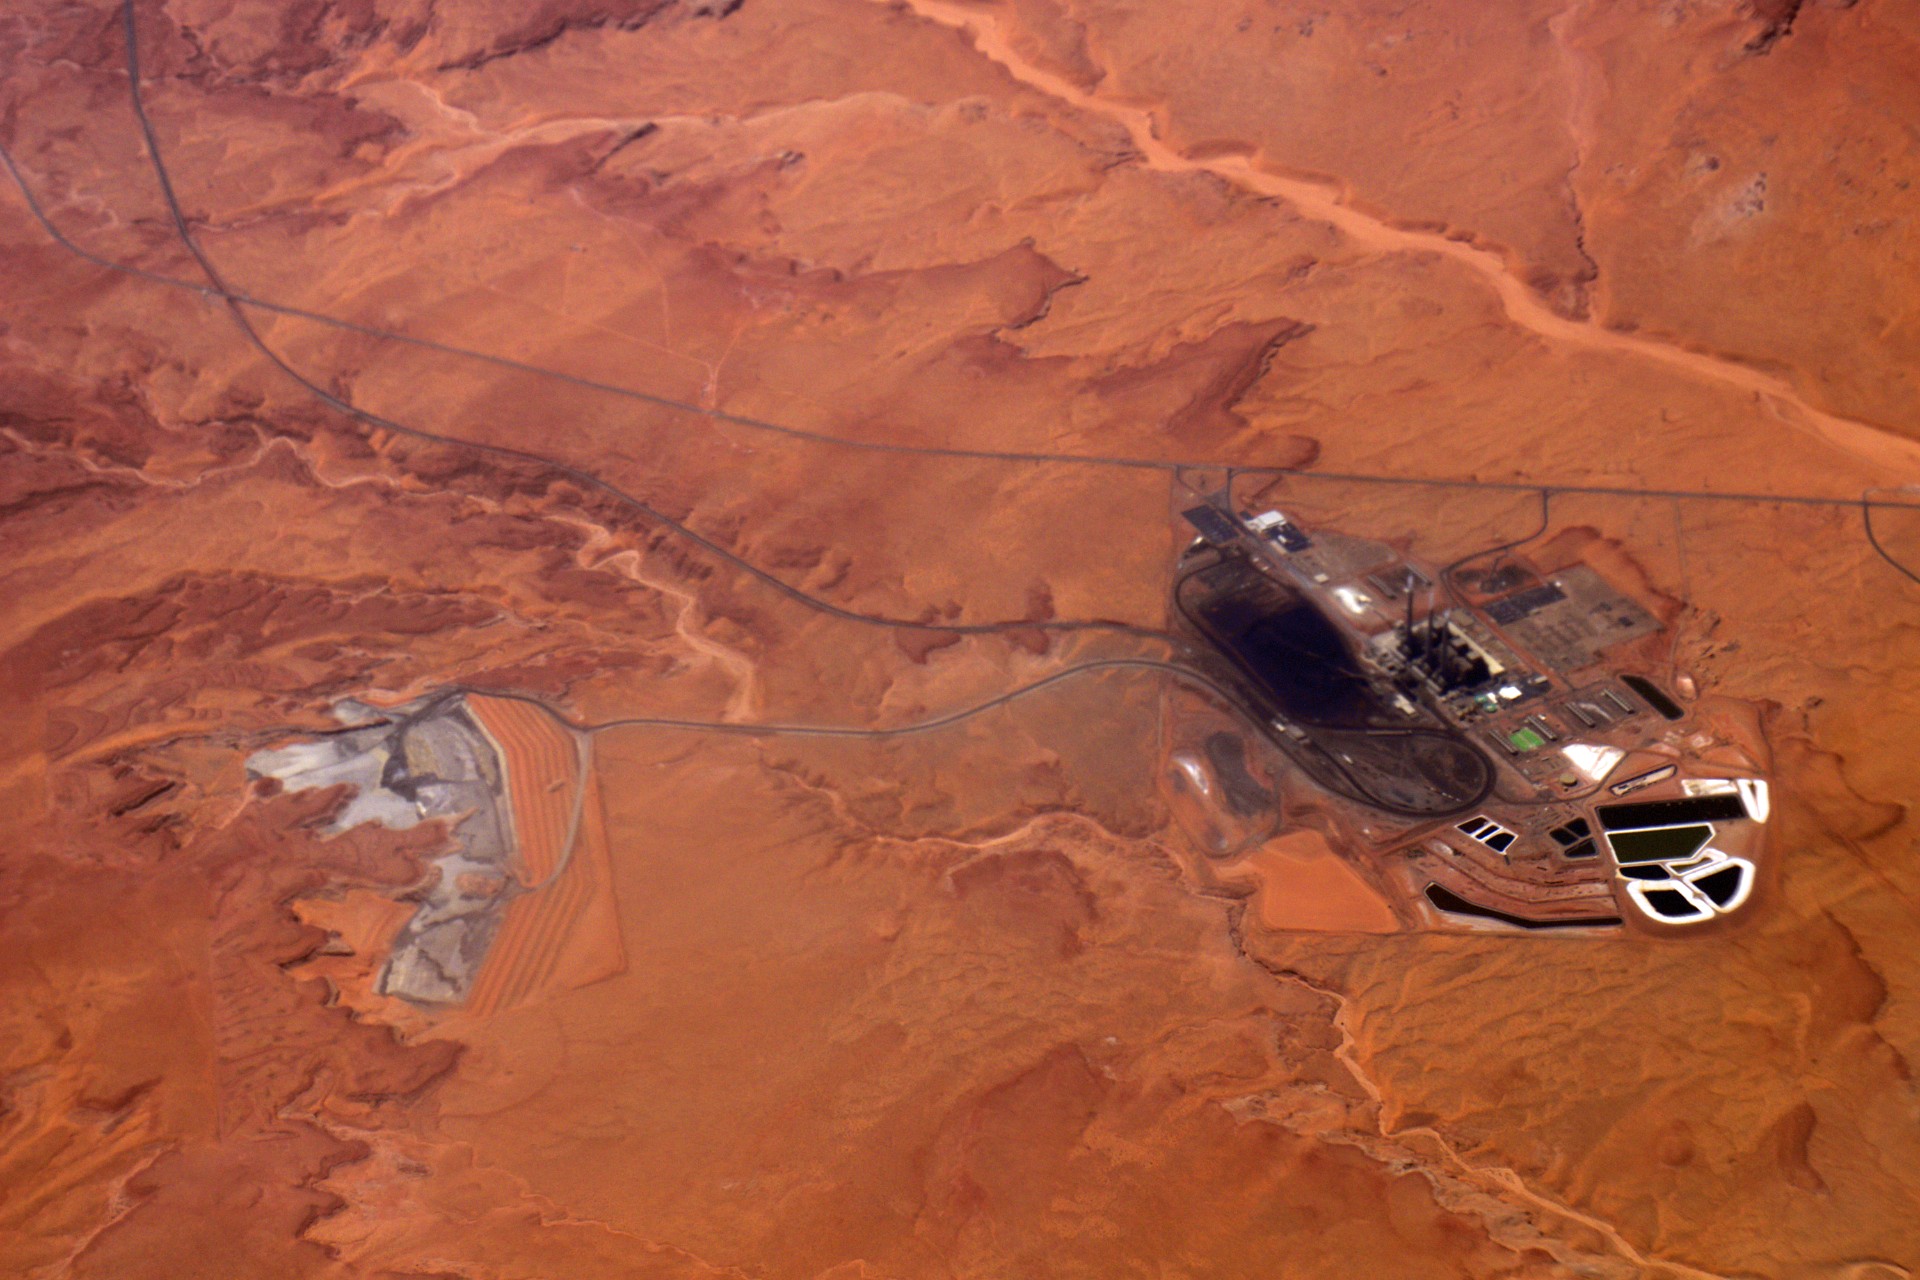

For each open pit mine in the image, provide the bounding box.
[5,1,1920,1277]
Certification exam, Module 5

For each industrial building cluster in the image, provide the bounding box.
[1173,494,1767,931]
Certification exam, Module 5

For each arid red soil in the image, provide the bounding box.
[5,1,1920,1276]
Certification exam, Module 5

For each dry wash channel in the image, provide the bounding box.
[249,693,623,1015]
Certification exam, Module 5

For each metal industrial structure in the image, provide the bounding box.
[1171,497,1768,932]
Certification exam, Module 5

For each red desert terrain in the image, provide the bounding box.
[4,0,1920,1275]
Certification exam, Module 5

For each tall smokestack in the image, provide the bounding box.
[1403,582,1416,670]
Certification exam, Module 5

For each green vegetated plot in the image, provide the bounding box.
[1508,726,1546,752]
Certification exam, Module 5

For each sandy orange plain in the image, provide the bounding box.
[4,0,1920,1276]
